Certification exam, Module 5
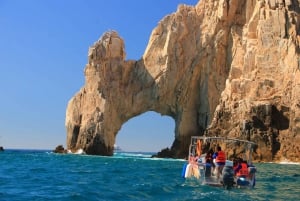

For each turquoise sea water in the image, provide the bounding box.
[0,150,299,201]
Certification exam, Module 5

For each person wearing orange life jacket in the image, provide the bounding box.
[234,158,249,177]
[213,146,226,165]
[212,146,226,179]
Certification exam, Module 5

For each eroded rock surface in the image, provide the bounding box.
[66,0,300,161]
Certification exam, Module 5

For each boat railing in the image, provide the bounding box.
[190,136,256,146]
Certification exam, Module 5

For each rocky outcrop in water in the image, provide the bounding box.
[53,145,67,154]
[66,0,300,162]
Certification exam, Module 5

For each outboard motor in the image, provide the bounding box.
[221,166,235,189]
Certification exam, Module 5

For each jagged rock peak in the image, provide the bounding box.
[88,30,126,62]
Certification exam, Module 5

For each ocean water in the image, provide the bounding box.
[0,150,299,201]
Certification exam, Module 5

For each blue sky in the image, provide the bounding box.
[0,0,198,152]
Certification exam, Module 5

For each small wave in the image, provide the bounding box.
[74,149,85,154]
[278,161,300,165]
[113,152,186,162]
[113,152,152,158]
[143,157,186,162]
[66,149,86,155]
[115,152,153,157]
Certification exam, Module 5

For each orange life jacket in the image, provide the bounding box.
[196,140,202,156]
[236,162,249,177]
[215,151,226,163]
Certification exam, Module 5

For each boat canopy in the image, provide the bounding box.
[189,136,256,164]
[190,136,256,145]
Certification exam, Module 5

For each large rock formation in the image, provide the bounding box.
[66,0,300,162]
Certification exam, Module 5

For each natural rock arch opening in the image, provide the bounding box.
[115,111,175,152]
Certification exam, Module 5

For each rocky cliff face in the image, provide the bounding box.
[66,0,300,162]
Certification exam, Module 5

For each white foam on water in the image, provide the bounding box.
[75,149,85,154]
[66,149,86,155]
[113,152,152,158]
[113,152,185,162]
[278,161,300,165]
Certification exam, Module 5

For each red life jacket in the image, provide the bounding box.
[236,162,249,177]
[215,151,226,163]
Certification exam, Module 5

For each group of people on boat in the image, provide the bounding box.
[203,146,226,179]
[186,144,227,179]
[183,137,257,188]
[205,146,253,178]
[206,147,256,188]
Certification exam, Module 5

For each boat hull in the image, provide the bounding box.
[182,161,256,189]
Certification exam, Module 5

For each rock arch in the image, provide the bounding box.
[66,1,300,161]
[65,4,225,157]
